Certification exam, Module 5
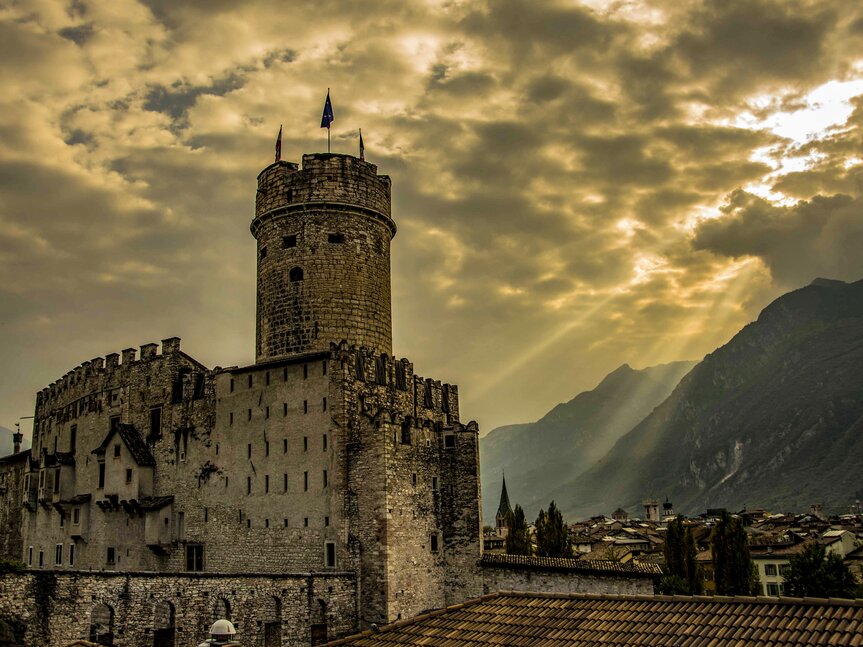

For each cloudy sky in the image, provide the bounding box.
[2,0,863,440]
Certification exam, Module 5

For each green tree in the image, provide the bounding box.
[660,516,703,595]
[784,543,857,598]
[505,504,532,556]
[711,512,759,595]
[535,501,572,558]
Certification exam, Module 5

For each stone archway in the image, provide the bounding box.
[152,600,175,647]
[89,603,114,646]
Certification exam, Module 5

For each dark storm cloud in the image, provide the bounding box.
[693,190,863,286]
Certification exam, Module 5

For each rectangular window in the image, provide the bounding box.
[265,475,270,493]
[432,477,438,491]
[125,468,132,483]
[204,507,208,523]
[283,438,288,453]
[304,471,308,491]
[260,246,267,258]
[323,397,327,412]
[265,519,270,528]
[247,409,252,421]
[304,517,309,527]
[266,371,270,386]
[265,406,270,419]
[328,233,344,244]
[323,434,328,450]
[247,476,252,494]
[216,443,219,455]
[412,473,417,486]
[265,440,270,456]
[430,534,439,552]
[107,547,115,564]
[39,550,44,567]
[444,434,456,448]
[323,470,328,488]
[765,564,777,576]
[54,469,60,492]
[60,513,65,528]
[114,444,121,458]
[325,516,330,527]
[55,544,63,565]
[186,544,204,572]
[230,378,234,392]
[325,541,336,567]
[110,416,120,432]
[284,518,288,527]
[303,364,308,379]
[779,564,791,577]
[248,443,252,459]
[304,400,308,414]
[150,408,161,437]
[73,508,80,525]
[323,360,327,375]
[70,425,77,454]
[230,412,234,425]
[283,235,297,248]
[247,519,251,528]
[98,463,105,489]
[283,402,288,416]
[766,583,780,596]
[68,544,75,567]
[248,374,253,388]
[283,367,288,381]
[303,436,308,452]
[28,547,33,566]
[283,473,288,492]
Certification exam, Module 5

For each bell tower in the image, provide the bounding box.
[251,153,396,362]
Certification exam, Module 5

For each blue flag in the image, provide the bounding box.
[320,91,334,129]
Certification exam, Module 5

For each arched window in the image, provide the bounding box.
[289,267,304,282]
[213,597,231,621]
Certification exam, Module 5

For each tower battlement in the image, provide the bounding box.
[254,154,392,228]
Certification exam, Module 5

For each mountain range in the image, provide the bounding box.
[480,277,863,520]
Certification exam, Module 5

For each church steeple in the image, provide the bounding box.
[495,474,513,531]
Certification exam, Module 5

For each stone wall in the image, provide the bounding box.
[481,564,656,596]
[0,571,356,647]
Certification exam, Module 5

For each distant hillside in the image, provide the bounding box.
[480,360,696,521]
[0,426,19,456]
[558,277,863,518]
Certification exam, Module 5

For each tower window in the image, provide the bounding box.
[430,534,439,552]
[260,246,267,259]
[328,233,344,244]
[283,235,297,248]
[325,541,336,567]
[289,267,304,282]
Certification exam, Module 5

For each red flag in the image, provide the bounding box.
[274,125,282,163]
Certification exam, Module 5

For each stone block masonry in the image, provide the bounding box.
[0,571,356,647]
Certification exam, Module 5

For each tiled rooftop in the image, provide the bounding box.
[326,591,863,646]
[480,552,662,576]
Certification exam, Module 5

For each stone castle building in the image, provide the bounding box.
[0,151,656,647]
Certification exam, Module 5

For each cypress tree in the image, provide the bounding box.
[505,504,532,556]
[711,512,758,595]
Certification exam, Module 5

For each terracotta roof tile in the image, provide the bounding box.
[480,553,661,576]
[325,592,863,647]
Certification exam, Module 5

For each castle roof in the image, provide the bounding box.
[325,591,863,646]
[496,474,512,519]
[480,552,661,577]
[92,424,155,467]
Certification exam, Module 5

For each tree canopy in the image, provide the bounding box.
[784,543,857,599]
[535,501,571,558]
[504,504,532,556]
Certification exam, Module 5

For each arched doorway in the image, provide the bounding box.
[89,603,114,646]
[310,599,327,646]
[153,600,175,647]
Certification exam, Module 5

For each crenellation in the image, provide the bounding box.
[121,348,136,365]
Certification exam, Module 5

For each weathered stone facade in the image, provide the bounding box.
[4,152,483,645]
[0,571,355,647]
[0,449,28,561]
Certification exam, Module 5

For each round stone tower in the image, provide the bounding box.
[251,153,396,362]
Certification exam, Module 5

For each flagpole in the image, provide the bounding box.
[327,87,331,154]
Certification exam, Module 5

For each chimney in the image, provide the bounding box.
[13,426,22,454]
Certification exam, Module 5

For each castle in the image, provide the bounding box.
[0,151,656,647]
